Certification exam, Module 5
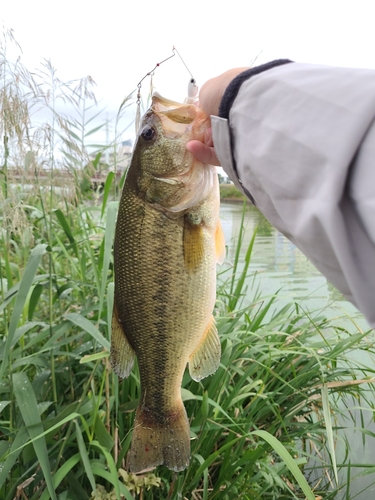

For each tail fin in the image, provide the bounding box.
[128,401,190,473]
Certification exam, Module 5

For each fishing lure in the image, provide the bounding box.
[134,47,199,133]
[173,46,199,104]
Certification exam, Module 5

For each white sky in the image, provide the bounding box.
[2,0,375,142]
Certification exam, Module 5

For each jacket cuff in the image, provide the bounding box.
[218,59,294,119]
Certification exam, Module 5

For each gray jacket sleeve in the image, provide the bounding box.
[211,62,375,329]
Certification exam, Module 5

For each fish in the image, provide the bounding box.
[110,93,225,473]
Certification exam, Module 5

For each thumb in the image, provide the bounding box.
[186,140,221,166]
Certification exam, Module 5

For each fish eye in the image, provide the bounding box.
[141,125,156,142]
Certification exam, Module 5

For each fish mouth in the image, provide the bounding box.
[152,92,194,116]
[150,92,197,138]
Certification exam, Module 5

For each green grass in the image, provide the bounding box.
[220,183,248,202]
[2,29,375,500]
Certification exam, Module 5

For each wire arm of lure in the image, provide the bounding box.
[172,46,193,78]
[172,46,198,103]
[136,52,176,90]
[135,53,177,131]
[118,51,177,125]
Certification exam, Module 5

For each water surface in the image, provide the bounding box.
[220,201,366,326]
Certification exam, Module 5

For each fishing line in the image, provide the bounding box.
[117,47,197,134]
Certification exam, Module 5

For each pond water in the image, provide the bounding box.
[219,201,375,499]
[220,201,367,327]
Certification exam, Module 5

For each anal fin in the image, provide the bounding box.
[189,316,221,382]
[110,303,135,378]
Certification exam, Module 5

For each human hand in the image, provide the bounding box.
[197,67,249,117]
[187,67,249,165]
[186,127,220,165]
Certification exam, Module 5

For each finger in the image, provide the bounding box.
[203,127,214,147]
[186,140,221,166]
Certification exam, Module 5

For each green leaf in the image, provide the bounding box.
[84,123,106,138]
[39,454,81,500]
[80,351,109,364]
[0,244,47,378]
[99,201,117,317]
[54,209,75,244]
[100,172,116,219]
[8,413,91,457]
[28,283,44,320]
[65,312,110,351]
[107,281,114,342]
[13,372,57,500]
[0,427,29,490]
[252,430,315,500]
[0,401,10,414]
[0,274,50,314]
[91,440,123,500]
[91,466,134,500]
[74,420,96,494]
[53,209,79,257]
[322,384,339,485]
[194,454,209,500]
[229,220,257,311]
[188,438,242,487]
[94,417,114,451]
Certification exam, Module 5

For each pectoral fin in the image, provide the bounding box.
[110,303,135,378]
[215,219,226,265]
[183,221,204,271]
[189,316,221,382]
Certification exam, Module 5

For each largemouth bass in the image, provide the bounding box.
[111,93,225,473]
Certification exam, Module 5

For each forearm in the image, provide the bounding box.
[213,61,375,328]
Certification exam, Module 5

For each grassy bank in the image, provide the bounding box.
[2,31,375,499]
[220,183,248,202]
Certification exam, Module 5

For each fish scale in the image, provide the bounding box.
[111,93,225,472]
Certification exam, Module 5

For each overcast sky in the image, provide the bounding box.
[2,0,375,142]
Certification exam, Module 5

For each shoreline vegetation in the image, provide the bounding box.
[2,29,375,499]
[220,183,249,203]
